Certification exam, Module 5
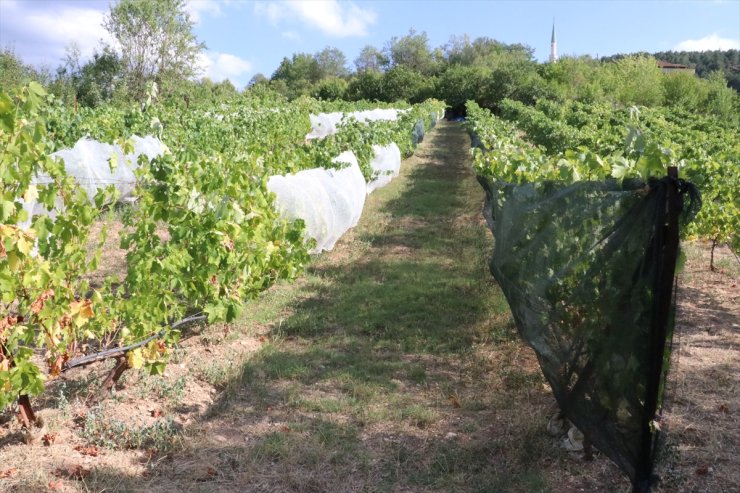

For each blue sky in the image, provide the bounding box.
[1,0,739,88]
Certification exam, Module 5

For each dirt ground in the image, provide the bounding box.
[0,122,737,493]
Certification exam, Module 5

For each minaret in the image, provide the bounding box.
[549,21,558,63]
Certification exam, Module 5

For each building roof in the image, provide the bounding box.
[656,60,689,69]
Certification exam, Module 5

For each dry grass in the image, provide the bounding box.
[654,243,739,492]
[0,122,737,492]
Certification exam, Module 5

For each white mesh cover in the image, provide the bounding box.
[19,135,166,229]
[366,143,402,194]
[306,112,344,140]
[52,135,166,202]
[267,151,367,253]
[306,109,404,140]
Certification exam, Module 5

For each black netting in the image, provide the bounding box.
[478,175,700,491]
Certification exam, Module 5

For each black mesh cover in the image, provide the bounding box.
[478,175,700,491]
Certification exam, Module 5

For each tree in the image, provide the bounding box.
[104,0,205,99]
[539,56,605,103]
[382,65,435,103]
[605,55,664,107]
[345,70,384,101]
[354,45,388,73]
[703,70,736,120]
[248,73,269,87]
[271,53,321,99]
[436,65,489,111]
[0,47,48,91]
[312,77,347,100]
[386,30,437,75]
[662,71,705,112]
[315,47,348,78]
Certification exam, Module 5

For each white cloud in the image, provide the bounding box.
[254,1,285,25]
[185,0,222,24]
[254,0,376,37]
[0,1,113,67]
[198,51,253,84]
[674,33,740,51]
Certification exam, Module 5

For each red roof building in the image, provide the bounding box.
[657,60,695,74]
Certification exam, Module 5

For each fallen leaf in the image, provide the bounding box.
[0,467,18,478]
[258,336,266,343]
[279,425,291,433]
[74,444,100,457]
[55,464,91,480]
[448,394,461,408]
[695,465,712,476]
[47,480,64,491]
[718,404,729,414]
[150,408,163,418]
[42,433,58,446]
[207,467,218,476]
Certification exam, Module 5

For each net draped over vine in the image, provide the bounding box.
[478,175,700,491]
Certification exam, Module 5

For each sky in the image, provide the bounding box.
[1,0,739,88]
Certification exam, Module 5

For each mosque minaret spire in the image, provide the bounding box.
[550,20,558,63]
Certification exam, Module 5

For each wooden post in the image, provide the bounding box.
[17,395,37,428]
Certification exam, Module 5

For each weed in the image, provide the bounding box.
[400,404,438,428]
[407,364,427,384]
[136,374,187,404]
[80,407,180,451]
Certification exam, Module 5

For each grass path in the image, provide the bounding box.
[128,121,627,492]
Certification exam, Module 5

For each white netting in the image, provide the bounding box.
[306,112,344,140]
[306,109,404,140]
[366,143,402,194]
[267,151,366,253]
[19,135,167,229]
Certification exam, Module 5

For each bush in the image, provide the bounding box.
[662,71,705,112]
[312,77,348,101]
[606,56,664,107]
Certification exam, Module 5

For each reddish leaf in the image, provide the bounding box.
[47,480,64,491]
[42,433,58,446]
[258,336,266,343]
[279,425,291,433]
[73,444,99,457]
[0,315,22,334]
[48,354,69,377]
[150,408,163,418]
[30,288,55,314]
[207,467,218,476]
[0,467,18,478]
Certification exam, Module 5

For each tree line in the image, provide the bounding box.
[1,0,738,123]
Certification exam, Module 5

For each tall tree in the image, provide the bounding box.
[104,0,205,99]
[354,45,388,73]
[386,29,436,75]
[271,53,322,99]
[315,47,348,78]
